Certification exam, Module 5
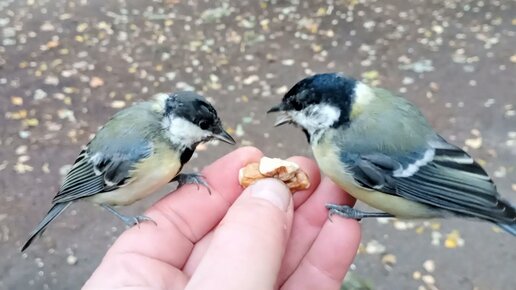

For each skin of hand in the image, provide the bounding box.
[83,146,361,290]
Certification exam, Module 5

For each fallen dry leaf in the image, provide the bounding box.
[89,76,105,88]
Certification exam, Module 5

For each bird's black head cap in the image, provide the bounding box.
[165,91,221,131]
[272,73,357,127]
[163,91,235,145]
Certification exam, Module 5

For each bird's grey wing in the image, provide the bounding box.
[52,104,159,204]
[52,141,153,204]
[342,136,515,223]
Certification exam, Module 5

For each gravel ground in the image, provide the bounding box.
[0,0,515,289]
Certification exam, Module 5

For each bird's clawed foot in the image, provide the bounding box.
[325,204,394,221]
[172,173,212,194]
[125,215,157,227]
[101,204,157,227]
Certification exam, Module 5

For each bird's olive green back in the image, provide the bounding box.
[88,101,166,155]
[335,87,435,154]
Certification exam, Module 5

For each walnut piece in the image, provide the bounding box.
[238,157,310,193]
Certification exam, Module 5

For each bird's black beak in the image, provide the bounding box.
[272,113,293,127]
[266,103,285,114]
[267,103,293,127]
[213,126,236,145]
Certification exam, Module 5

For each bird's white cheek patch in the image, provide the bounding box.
[291,104,340,143]
[163,117,210,147]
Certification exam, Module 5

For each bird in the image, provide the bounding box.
[267,72,516,236]
[22,91,236,251]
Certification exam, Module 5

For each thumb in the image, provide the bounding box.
[186,179,294,290]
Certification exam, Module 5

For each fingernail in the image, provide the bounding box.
[250,179,291,211]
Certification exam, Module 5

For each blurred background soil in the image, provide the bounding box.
[0,0,514,289]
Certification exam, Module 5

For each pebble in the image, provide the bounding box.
[423,260,435,273]
[365,240,386,254]
[66,255,78,265]
[422,275,435,285]
[33,89,48,101]
[110,100,126,109]
[413,271,422,280]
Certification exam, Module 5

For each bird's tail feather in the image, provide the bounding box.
[497,222,516,236]
[21,202,72,252]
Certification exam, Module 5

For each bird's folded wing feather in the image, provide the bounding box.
[342,136,515,223]
[52,141,153,204]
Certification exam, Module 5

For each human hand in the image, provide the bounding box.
[83,147,361,290]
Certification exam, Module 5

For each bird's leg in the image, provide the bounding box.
[101,204,157,227]
[326,204,394,221]
[171,173,211,194]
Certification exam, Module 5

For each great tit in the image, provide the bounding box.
[22,91,235,251]
[268,73,516,235]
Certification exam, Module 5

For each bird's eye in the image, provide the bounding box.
[199,120,209,130]
[291,99,303,110]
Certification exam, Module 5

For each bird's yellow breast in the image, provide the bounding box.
[312,137,435,218]
[88,143,181,206]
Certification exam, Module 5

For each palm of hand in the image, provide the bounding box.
[84,147,360,290]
